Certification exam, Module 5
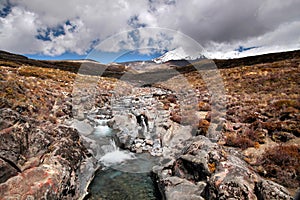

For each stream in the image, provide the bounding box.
[71,86,188,199]
[74,113,161,200]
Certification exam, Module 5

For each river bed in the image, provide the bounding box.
[73,114,161,200]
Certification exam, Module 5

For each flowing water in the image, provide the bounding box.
[82,118,160,200]
[87,168,159,200]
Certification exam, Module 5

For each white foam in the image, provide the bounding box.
[100,139,135,167]
[100,151,135,167]
[93,125,112,137]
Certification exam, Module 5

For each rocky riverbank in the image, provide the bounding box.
[0,50,299,199]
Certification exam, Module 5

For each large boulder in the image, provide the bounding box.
[0,108,89,199]
[153,135,294,200]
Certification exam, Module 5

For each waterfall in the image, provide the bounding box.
[141,115,151,139]
[136,114,151,139]
[100,139,135,167]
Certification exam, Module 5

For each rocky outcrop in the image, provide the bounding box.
[0,108,90,199]
[153,135,294,200]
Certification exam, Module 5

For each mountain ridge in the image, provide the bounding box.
[1,49,300,73]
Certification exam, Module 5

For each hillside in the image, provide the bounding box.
[0,50,299,199]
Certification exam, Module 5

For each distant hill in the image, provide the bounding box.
[1,49,299,77]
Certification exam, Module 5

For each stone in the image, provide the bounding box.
[71,119,94,136]
[145,139,154,146]
[163,176,205,200]
[153,135,294,200]
[135,142,142,148]
[197,119,210,135]
[0,108,89,199]
[136,148,143,153]
[255,180,293,200]
[162,122,192,148]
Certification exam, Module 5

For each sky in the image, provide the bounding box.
[0,0,300,63]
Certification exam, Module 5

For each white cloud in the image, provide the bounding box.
[0,0,299,57]
[0,6,41,54]
[203,20,300,59]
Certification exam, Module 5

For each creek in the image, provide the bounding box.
[77,115,161,200]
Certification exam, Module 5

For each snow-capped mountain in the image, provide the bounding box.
[153,47,205,63]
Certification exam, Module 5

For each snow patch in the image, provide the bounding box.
[153,47,205,63]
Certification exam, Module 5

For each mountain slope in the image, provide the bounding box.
[153,47,205,63]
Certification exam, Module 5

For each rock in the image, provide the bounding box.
[255,180,293,200]
[134,138,144,144]
[0,158,19,184]
[170,112,181,123]
[162,122,192,148]
[253,128,268,144]
[145,139,154,146]
[136,147,143,153]
[71,119,94,136]
[163,176,206,200]
[106,64,125,72]
[153,135,294,200]
[206,123,222,142]
[279,107,299,121]
[195,111,208,120]
[111,114,139,148]
[0,108,89,199]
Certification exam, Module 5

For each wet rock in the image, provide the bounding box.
[110,114,139,148]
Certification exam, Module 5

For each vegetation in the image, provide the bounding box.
[1,49,299,193]
[257,144,300,188]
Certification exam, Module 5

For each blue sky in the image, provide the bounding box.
[25,50,163,64]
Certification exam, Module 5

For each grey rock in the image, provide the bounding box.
[255,180,293,200]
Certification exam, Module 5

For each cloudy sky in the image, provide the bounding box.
[0,0,300,63]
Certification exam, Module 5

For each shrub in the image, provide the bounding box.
[225,133,255,150]
[257,144,300,188]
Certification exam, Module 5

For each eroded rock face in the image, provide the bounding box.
[153,135,294,200]
[0,108,89,199]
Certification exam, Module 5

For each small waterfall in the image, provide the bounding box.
[100,139,135,167]
[93,124,112,137]
[137,114,151,139]
[102,139,118,152]
[141,115,147,133]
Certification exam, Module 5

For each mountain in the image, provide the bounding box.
[153,47,206,63]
